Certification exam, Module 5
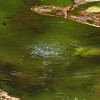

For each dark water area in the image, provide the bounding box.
[0,0,100,100]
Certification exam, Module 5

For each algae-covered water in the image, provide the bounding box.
[0,0,100,100]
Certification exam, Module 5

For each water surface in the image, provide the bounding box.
[0,0,100,100]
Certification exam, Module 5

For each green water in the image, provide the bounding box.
[0,0,100,100]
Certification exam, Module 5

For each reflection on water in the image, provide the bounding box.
[0,0,100,100]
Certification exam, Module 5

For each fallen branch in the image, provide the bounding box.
[0,89,20,100]
[31,0,100,27]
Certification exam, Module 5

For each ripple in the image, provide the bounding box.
[26,42,74,59]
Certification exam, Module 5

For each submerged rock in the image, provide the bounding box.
[74,47,100,57]
[0,89,20,100]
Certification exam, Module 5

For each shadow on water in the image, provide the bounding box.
[0,0,100,100]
